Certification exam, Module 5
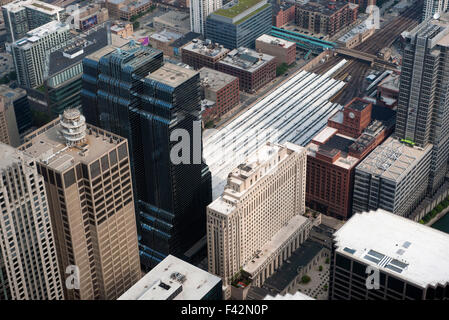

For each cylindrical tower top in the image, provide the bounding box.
[60,108,87,146]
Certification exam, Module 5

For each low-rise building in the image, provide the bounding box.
[110,21,134,38]
[182,38,229,70]
[118,255,222,300]
[337,22,375,49]
[272,2,295,27]
[377,72,400,108]
[306,98,396,220]
[153,10,191,34]
[77,3,109,30]
[106,0,152,20]
[353,137,433,218]
[295,0,358,36]
[216,47,276,93]
[199,67,239,122]
[255,34,296,66]
[149,30,182,56]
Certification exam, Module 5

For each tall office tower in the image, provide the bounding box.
[0,94,20,147]
[20,109,141,300]
[423,0,448,20]
[207,142,312,299]
[0,142,64,300]
[396,14,449,195]
[190,0,222,35]
[205,0,272,49]
[329,209,449,300]
[81,44,212,271]
[11,21,71,88]
[0,85,32,140]
[2,0,63,43]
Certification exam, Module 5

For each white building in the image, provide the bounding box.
[118,255,222,300]
[190,0,222,34]
[330,209,449,300]
[207,141,313,299]
[0,143,64,300]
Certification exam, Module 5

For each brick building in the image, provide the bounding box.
[182,39,229,70]
[216,47,276,93]
[105,0,152,20]
[199,67,239,121]
[305,98,395,220]
[272,2,295,27]
[256,34,296,66]
[295,0,358,36]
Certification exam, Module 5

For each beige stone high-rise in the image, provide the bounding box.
[20,109,141,300]
[0,94,20,147]
[207,142,312,299]
[0,143,64,300]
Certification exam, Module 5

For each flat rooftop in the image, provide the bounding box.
[339,22,372,42]
[334,209,449,288]
[120,0,151,12]
[297,0,354,15]
[378,72,400,92]
[146,63,197,87]
[218,47,275,72]
[200,67,237,92]
[243,215,310,276]
[118,255,221,300]
[0,142,33,171]
[13,20,69,49]
[182,39,229,57]
[262,240,323,293]
[356,137,433,182]
[0,85,26,101]
[256,34,295,48]
[213,0,266,18]
[21,117,125,172]
[48,26,109,76]
[3,0,63,14]
[150,30,182,43]
[153,10,190,30]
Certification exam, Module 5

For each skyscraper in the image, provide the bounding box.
[423,0,448,21]
[2,0,63,43]
[81,43,212,271]
[190,0,222,35]
[396,14,449,195]
[329,209,449,300]
[20,109,141,300]
[207,142,312,298]
[0,142,64,300]
[10,21,71,88]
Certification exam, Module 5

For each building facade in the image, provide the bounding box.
[295,0,358,36]
[181,39,229,70]
[205,0,272,49]
[255,34,296,66]
[200,67,239,121]
[20,109,141,300]
[2,0,62,43]
[81,44,212,271]
[207,142,311,298]
[272,2,295,28]
[216,47,276,93]
[353,137,433,218]
[330,209,449,300]
[0,143,64,300]
[396,14,449,195]
[423,0,448,20]
[190,0,222,35]
[10,21,71,88]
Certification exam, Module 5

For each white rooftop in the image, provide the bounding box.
[334,209,449,288]
[3,0,63,14]
[256,34,296,48]
[118,255,221,300]
[264,292,315,300]
[204,60,347,198]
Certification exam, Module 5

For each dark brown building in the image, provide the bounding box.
[295,0,358,36]
[216,48,276,93]
[305,98,395,220]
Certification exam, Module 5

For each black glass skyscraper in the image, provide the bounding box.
[81,44,212,270]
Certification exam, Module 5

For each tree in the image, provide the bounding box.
[301,275,311,284]
[133,21,140,30]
